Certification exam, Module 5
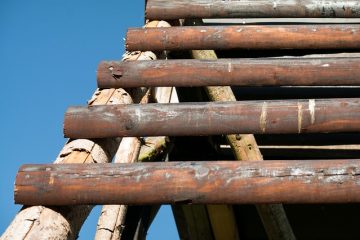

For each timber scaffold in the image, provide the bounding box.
[3,0,360,239]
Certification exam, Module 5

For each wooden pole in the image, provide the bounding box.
[146,0,360,19]
[126,25,360,51]
[94,20,171,240]
[1,88,132,240]
[98,57,360,88]
[15,160,360,205]
[63,98,360,138]
[1,48,157,240]
[190,44,294,240]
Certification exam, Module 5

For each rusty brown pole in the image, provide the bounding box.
[146,0,360,19]
[64,98,360,138]
[98,58,360,88]
[126,25,360,51]
[15,160,360,205]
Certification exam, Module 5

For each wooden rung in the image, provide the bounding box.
[126,25,360,51]
[98,58,360,88]
[15,160,360,205]
[146,0,360,19]
[64,98,360,138]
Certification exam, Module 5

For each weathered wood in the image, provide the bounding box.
[146,0,360,19]
[126,25,360,51]
[98,58,360,88]
[94,138,141,240]
[15,160,360,205]
[64,98,360,138]
[191,45,294,240]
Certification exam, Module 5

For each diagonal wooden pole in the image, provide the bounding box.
[192,48,296,240]
[95,20,174,240]
[2,88,131,240]
[1,23,159,240]
[189,18,295,240]
[172,68,240,240]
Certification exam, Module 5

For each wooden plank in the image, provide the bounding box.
[126,25,360,51]
[15,160,360,205]
[146,0,360,19]
[98,58,360,88]
[64,98,360,138]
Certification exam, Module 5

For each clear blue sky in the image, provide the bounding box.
[0,1,178,239]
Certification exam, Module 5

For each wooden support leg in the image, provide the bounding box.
[188,18,295,240]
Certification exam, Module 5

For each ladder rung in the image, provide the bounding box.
[126,25,360,51]
[64,98,360,138]
[146,0,360,19]
[98,58,360,88]
[15,160,360,205]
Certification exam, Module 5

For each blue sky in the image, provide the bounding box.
[0,1,178,239]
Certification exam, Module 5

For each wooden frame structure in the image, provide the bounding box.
[3,1,360,239]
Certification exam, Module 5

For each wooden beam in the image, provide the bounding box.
[126,25,360,51]
[97,58,360,88]
[15,160,360,205]
[146,0,360,19]
[64,98,360,138]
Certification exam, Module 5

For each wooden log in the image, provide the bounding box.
[15,160,360,205]
[126,25,360,51]
[98,58,360,88]
[64,98,360,138]
[146,0,360,19]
